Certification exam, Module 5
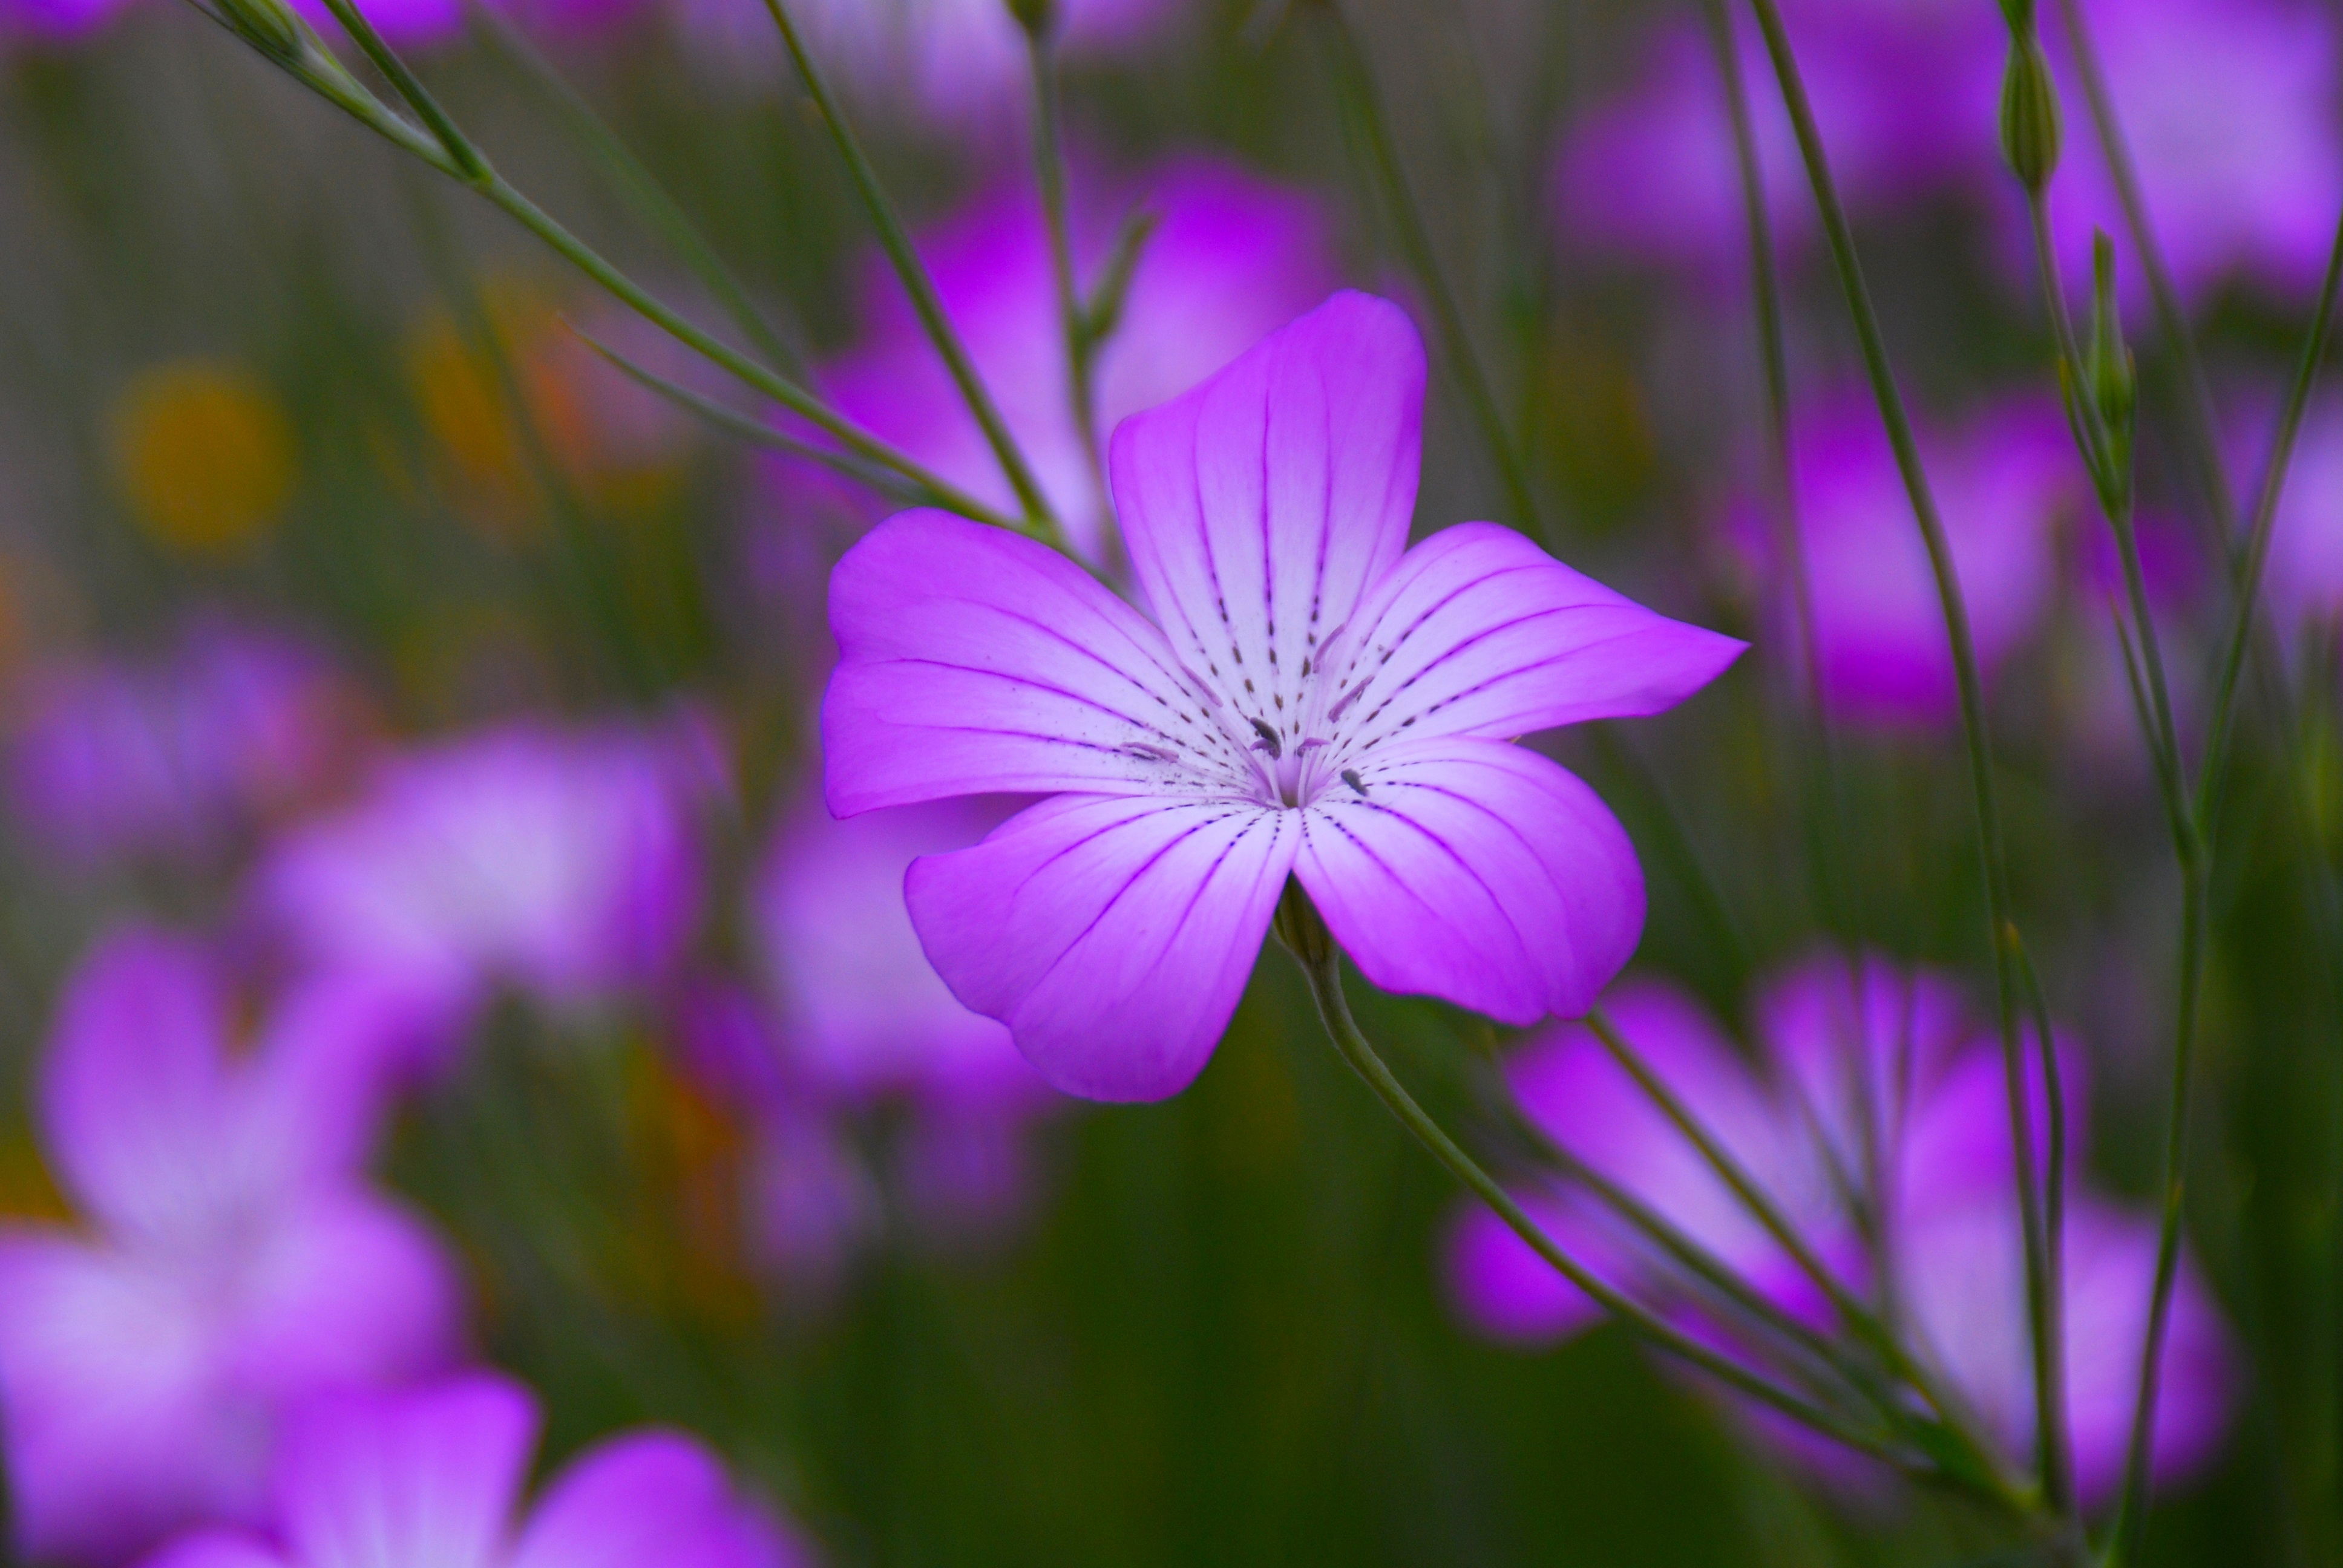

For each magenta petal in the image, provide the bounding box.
[1317,522,1746,751]
[1107,291,1423,721]
[137,1531,293,1568]
[277,1376,538,1568]
[824,511,1229,814]
[39,926,237,1245]
[905,794,1299,1101]
[510,1430,792,1568]
[220,1193,463,1406]
[1293,739,1642,1024]
[1443,1197,1605,1346]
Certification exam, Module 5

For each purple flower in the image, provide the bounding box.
[821,292,1745,1101]
[2027,0,2343,316]
[0,0,137,44]
[0,927,464,1567]
[5,619,365,872]
[1445,956,2235,1504]
[2244,393,2343,638]
[133,1372,813,1568]
[251,721,703,1040]
[286,0,464,50]
[1734,393,2079,728]
[791,158,1337,563]
[670,0,1174,118]
[1553,2,2001,273]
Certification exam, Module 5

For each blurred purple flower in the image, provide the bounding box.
[1734,393,2080,728]
[2028,0,2343,316]
[134,1372,813,1568]
[784,157,1336,564]
[822,292,1744,1100]
[286,0,464,50]
[0,0,137,44]
[1553,1,2000,273]
[5,619,366,872]
[0,927,464,1567]
[2243,393,2343,639]
[1445,955,2234,1505]
[252,721,703,1042]
[671,0,1174,119]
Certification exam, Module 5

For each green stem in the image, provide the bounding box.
[1739,0,2049,1501]
[195,9,1035,534]
[1271,887,1922,1472]
[1023,26,1109,531]
[2011,931,2075,1517]
[313,0,488,180]
[1314,0,1551,546]
[2048,0,2240,556]
[469,1,808,382]
[761,0,1064,545]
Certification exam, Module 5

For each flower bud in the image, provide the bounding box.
[217,0,303,60]
[1003,0,1056,39]
[2086,230,2135,437]
[1999,38,2062,194]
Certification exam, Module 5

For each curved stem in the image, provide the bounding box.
[1273,892,1919,1471]
[1739,0,2048,1505]
[761,0,1065,545]
[1314,0,1551,547]
[2010,930,2074,1517]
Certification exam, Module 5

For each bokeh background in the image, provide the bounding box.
[0,0,2337,1562]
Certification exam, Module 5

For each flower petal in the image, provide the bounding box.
[220,1192,464,1406]
[1443,1196,1607,1346]
[510,1430,801,1568]
[137,1530,293,1568]
[824,511,1250,813]
[1315,522,1746,758]
[1107,290,1423,743]
[277,1375,537,1568]
[1293,739,1642,1024]
[905,794,1299,1101]
[39,926,238,1244]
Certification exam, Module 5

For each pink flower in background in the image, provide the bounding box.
[0,0,138,44]
[2028,0,2343,316]
[1445,954,2235,1505]
[821,293,1743,1101]
[134,1373,812,1568]
[286,0,464,50]
[672,0,1175,117]
[2242,394,2343,639]
[1553,0,2001,273]
[252,722,703,1042]
[791,158,1336,563]
[1735,393,2080,728]
[5,620,365,871]
[0,927,464,1567]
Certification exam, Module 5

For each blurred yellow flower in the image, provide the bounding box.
[110,358,297,554]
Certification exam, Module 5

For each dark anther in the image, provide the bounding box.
[1249,717,1283,759]
[1341,769,1369,797]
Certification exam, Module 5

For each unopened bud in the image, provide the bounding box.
[1997,0,2034,29]
[1999,38,2061,194]
[1004,0,1056,39]
[218,0,303,60]
[2086,230,2135,434]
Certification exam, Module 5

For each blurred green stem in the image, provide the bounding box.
[469,1,809,382]
[1022,24,1110,532]
[1312,0,1551,546]
[1738,0,2054,1530]
[197,2,1034,535]
[1273,885,1965,1486]
[759,0,1065,546]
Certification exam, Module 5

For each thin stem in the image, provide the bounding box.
[1272,891,1922,1472]
[2049,0,2239,555]
[313,0,488,180]
[186,9,1034,535]
[468,1,808,381]
[1583,1005,1964,1425]
[2196,208,2343,841]
[760,0,1064,544]
[1739,0,2048,1505]
[1023,26,1109,527]
[1313,0,1551,546]
[2011,930,2074,1517]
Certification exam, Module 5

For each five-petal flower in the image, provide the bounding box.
[822,292,1745,1100]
